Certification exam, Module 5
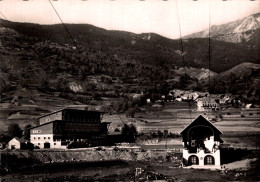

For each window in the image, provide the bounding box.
[38,137,40,139]
[188,155,199,165]
[38,143,40,145]
[48,137,50,139]
[44,137,46,139]
[54,143,56,145]
[191,140,196,147]
[204,155,215,165]
[33,130,41,133]
[207,157,213,164]
[34,137,36,139]
[191,156,197,164]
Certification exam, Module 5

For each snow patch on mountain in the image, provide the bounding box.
[233,16,259,33]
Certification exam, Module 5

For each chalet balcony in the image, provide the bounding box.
[183,146,219,154]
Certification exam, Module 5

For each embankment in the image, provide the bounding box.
[0,149,182,174]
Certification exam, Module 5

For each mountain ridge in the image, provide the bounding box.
[210,62,260,95]
[1,19,259,73]
[184,13,260,44]
[0,17,259,98]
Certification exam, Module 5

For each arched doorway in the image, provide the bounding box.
[204,155,215,165]
[44,142,50,148]
[188,155,199,165]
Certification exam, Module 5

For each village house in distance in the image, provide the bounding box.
[166,89,234,111]
[180,115,223,169]
[30,109,110,149]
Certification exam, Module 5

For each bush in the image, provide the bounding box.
[7,124,22,138]
[121,124,137,143]
[23,124,32,140]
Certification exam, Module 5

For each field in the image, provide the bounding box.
[1,97,260,181]
[1,89,260,145]
[103,101,260,149]
[1,97,260,149]
[0,88,89,133]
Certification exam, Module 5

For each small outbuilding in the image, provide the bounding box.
[245,104,253,109]
[8,137,26,150]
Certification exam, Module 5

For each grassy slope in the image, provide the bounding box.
[210,62,260,95]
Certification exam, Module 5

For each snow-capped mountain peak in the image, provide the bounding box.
[233,14,260,33]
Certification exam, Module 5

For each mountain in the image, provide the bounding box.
[184,13,260,45]
[0,19,259,98]
[0,19,260,133]
[1,19,259,73]
[216,62,260,80]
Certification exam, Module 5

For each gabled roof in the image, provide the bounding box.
[29,120,56,130]
[37,108,104,119]
[9,137,26,143]
[37,109,64,119]
[180,115,222,135]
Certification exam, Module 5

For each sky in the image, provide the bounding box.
[0,0,259,39]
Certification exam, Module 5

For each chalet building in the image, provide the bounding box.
[168,89,201,102]
[166,93,174,101]
[219,99,226,104]
[196,91,209,98]
[180,115,223,169]
[181,92,199,101]
[30,109,110,149]
[197,98,219,111]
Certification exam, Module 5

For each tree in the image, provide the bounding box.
[121,124,137,143]
[122,124,130,137]
[0,78,10,101]
[38,70,49,89]
[24,124,32,140]
[7,123,22,138]
[126,107,137,118]
[0,134,12,143]
[179,74,190,89]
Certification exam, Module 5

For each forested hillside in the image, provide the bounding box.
[0,19,259,102]
[1,19,259,73]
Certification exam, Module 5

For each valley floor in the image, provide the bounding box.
[1,153,259,182]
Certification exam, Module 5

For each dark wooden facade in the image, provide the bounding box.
[30,109,109,148]
[38,109,103,125]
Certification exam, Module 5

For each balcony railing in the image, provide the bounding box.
[184,147,219,154]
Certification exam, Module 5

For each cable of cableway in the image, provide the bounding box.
[48,0,126,126]
[175,0,193,122]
